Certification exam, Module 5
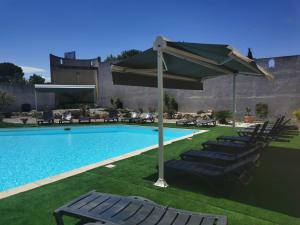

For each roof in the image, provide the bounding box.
[34,84,96,92]
[111,36,273,90]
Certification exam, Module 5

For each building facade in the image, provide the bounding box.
[49,54,101,107]
[98,55,300,118]
[1,54,299,119]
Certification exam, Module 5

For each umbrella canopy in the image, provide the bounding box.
[111,36,272,188]
[112,37,272,89]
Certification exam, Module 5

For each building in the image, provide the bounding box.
[1,53,299,119]
[49,53,101,107]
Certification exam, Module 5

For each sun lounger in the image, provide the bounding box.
[176,118,196,126]
[196,118,216,127]
[181,142,263,164]
[54,191,227,225]
[37,110,54,125]
[239,118,284,141]
[217,123,267,144]
[141,113,155,123]
[165,153,260,186]
[123,112,143,123]
[243,116,284,132]
[104,111,119,122]
[59,112,73,124]
[79,116,91,123]
[202,126,262,151]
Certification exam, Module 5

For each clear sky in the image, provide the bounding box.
[1,0,299,80]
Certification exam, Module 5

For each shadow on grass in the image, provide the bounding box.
[145,146,300,218]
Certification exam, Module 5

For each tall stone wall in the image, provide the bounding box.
[1,55,299,118]
[98,55,300,119]
[0,84,55,112]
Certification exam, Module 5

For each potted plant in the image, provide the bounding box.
[292,108,300,128]
[244,107,255,123]
[0,91,14,122]
[256,103,268,119]
[215,110,232,124]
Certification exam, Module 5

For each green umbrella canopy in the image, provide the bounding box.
[111,37,272,90]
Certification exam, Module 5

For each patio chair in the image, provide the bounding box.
[141,113,155,123]
[59,111,73,124]
[165,153,260,187]
[129,112,143,123]
[104,110,119,122]
[54,191,227,225]
[37,110,54,125]
[79,115,91,123]
[176,117,196,126]
[196,118,216,127]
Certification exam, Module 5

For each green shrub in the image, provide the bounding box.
[110,97,123,109]
[256,103,268,118]
[0,91,14,112]
[215,110,232,124]
[164,92,178,118]
[293,109,300,120]
[245,107,252,116]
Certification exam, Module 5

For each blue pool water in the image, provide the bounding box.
[0,125,197,192]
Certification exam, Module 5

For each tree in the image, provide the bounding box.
[104,49,142,62]
[28,74,45,84]
[0,91,14,111]
[119,49,142,59]
[164,92,178,118]
[247,48,254,59]
[0,62,25,83]
[110,97,123,109]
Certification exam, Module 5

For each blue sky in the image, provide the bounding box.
[0,0,299,80]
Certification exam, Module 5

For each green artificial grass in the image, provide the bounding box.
[0,122,299,225]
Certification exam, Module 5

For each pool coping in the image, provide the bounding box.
[0,129,207,200]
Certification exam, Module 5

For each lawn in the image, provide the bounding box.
[0,122,299,225]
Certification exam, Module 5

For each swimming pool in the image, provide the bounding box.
[0,125,199,192]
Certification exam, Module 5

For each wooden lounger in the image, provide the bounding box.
[54,191,227,225]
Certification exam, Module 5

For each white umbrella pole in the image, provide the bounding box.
[154,36,168,188]
[232,74,237,127]
[34,88,38,111]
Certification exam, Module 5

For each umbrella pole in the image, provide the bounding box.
[232,74,237,127]
[34,88,38,111]
[154,37,168,188]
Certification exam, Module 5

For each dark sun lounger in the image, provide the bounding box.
[165,153,260,187]
[217,123,264,143]
[54,191,227,225]
[181,143,263,164]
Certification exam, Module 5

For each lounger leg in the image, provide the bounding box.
[54,212,64,225]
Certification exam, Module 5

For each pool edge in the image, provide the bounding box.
[0,129,207,200]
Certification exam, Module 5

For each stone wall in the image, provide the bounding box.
[1,55,299,118]
[0,84,55,112]
[98,55,300,119]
